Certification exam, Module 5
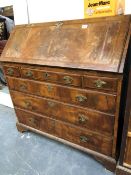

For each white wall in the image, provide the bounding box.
[27,0,131,24]
[13,0,29,25]
[0,0,13,7]
[27,0,83,23]
[0,0,131,25]
[0,0,29,25]
[125,0,131,14]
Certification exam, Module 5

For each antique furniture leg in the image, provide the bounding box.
[16,122,28,133]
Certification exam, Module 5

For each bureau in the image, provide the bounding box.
[1,15,131,172]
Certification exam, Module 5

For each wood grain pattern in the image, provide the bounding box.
[1,16,131,72]
[1,15,131,172]
[15,108,113,156]
[7,77,116,114]
[11,90,114,136]
[83,75,118,92]
[16,122,117,172]
[3,65,20,77]
[20,67,82,87]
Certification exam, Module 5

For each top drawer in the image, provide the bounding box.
[3,65,20,77]
[83,76,118,92]
[20,67,82,87]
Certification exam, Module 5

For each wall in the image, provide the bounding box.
[0,0,131,25]
[125,0,131,14]
[0,0,28,25]
[27,0,83,23]
[0,0,13,7]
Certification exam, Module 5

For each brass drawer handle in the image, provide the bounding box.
[80,136,89,143]
[94,79,106,88]
[25,71,33,78]
[78,114,88,123]
[63,76,73,84]
[7,68,14,75]
[24,101,32,109]
[76,95,87,102]
[20,84,27,91]
[43,72,50,79]
[47,101,55,108]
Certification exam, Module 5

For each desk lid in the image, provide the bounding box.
[1,15,131,73]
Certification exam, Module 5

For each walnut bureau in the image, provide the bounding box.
[1,15,131,172]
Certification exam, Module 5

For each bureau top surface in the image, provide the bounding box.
[1,15,131,73]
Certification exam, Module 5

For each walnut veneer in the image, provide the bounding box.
[1,15,131,172]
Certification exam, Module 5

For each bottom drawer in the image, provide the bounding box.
[15,108,113,156]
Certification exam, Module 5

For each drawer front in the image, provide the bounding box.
[16,110,40,129]
[15,108,113,156]
[55,119,112,156]
[3,66,20,77]
[8,77,116,114]
[16,108,55,134]
[21,68,82,87]
[83,76,118,92]
[11,91,114,136]
[124,136,131,166]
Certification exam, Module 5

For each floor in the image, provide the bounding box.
[0,104,114,175]
[0,86,13,108]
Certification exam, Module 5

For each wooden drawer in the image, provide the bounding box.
[16,108,55,134]
[3,65,20,77]
[55,119,113,156]
[15,108,113,156]
[124,136,131,166]
[7,77,116,114]
[11,90,114,136]
[20,67,82,87]
[83,75,118,92]
[15,107,40,130]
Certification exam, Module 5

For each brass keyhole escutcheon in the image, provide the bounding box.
[94,79,106,88]
[76,95,87,103]
[63,76,73,85]
[43,72,50,79]
[80,136,90,143]
[7,68,14,75]
[25,71,33,78]
[28,118,35,124]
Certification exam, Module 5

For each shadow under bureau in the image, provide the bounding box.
[1,15,131,172]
